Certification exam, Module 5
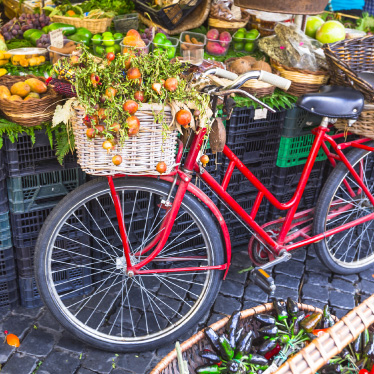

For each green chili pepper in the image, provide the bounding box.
[199,351,222,364]
[196,364,221,374]
[279,335,290,344]
[323,305,335,328]
[286,297,299,317]
[272,299,288,321]
[226,310,241,349]
[258,326,278,337]
[219,334,234,361]
[248,353,268,366]
[234,330,253,360]
[300,313,322,333]
[254,314,276,326]
[257,339,277,355]
[205,328,221,354]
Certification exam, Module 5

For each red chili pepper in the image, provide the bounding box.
[216,361,222,367]
[371,367,374,374]
[305,314,311,319]
[312,329,329,337]
[359,369,369,374]
[265,344,281,360]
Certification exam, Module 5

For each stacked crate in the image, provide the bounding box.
[267,106,327,221]
[218,107,287,247]
[0,149,18,311]
[4,129,87,307]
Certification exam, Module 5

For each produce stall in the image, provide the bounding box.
[0,0,373,372]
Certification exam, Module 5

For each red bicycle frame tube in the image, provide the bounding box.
[107,123,374,274]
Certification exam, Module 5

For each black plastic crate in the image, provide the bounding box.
[19,267,92,308]
[4,129,78,177]
[7,167,86,214]
[15,230,91,277]
[220,159,275,197]
[0,211,12,249]
[10,205,87,248]
[225,128,283,165]
[0,278,18,310]
[0,247,16,281]
[281,106,323,138]
[0,178,8,214]
[267,161,326,221]
[133,0,203,30]
[226,107,286,136]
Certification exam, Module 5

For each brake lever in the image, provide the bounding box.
[214,89,276,113]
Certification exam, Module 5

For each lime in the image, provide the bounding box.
[154,32,166,41]
[113,32,123,40]
[245,32,258,41]
[167,47,176,59]
[92,34,102,45]
[238,27,247,33]
[95,45,104,55]
[249,29,259,37]
[153,48,163,56]
[153,34,166,47]
[244,42,255,52]
[105,46,116,53]
[234,42,244,50]
[113,43,121,53]
[233,31,245,42]
[160,39,172,49]
[102,32,113,37]
[103,36,115,46]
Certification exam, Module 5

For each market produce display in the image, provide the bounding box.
[197,299,374,374]
[0,77,47,101]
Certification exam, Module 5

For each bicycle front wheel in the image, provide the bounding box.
[314,143,374,274]
[35,177,224,352]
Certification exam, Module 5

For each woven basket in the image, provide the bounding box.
[324,35,374,102]
[275,294,374,374]
[139,0,211,35]
[271,59,330,97]
[73,103,178,176]
[208,13,250,33]
[150,302,339,374]
[334,104,374,139]
[226,57,276,97]
[50,15,112,34]
[0,75,62,127]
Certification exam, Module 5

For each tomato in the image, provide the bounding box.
[106,52,115,61]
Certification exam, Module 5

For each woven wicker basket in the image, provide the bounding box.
[208,12,250,33]
[271,59,330,97]
[226,57,276,97]
[150,302,338,374]
[0,75,62,127]
[73,103,178,176]
[50,15,112,33]
[334,104,374,139]
[275,294,374,374]
[324,35,374,102]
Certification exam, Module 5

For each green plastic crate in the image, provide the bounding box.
[276,134,329,167]
[7,168,86,214]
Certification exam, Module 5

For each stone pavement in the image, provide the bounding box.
[0,247,373,374]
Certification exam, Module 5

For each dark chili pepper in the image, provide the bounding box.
[273,299,288,321]
[227,360,240,373]
[257,339,277,355]
[356,358,366,369]
[205,328,221,354]
[226,310,241,349]
[258,325,278,337]
[235,327,243,345]
[286,297,299,317]
[265,343,281,360]
[293,313,305,335]
[306,332,318,341]
[199,351,222,364]
[248,353,268,366]
[340,348,350,359]
[196,364,220,374]
[218,334,234,361]
[363,329,370,353]
[323,305,335,328]
[254,314,276,326]
[364,332,374,358]
[300,313,322,333]
[321,364,341,374]
[234,330,253,360]
[353,333,363,355]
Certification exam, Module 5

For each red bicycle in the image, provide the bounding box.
[35,70,374,352]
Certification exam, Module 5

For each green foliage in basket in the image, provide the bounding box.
[3,62,54,77]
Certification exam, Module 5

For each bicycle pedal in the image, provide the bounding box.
[250,268,276,296]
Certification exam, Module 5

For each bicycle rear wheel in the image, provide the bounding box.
[314,143,374,274]
[35,177,224,352]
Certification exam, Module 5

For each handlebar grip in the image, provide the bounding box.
[259,71,291,91]
[213,68,238,81]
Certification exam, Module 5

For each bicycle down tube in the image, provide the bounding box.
[107,122,374,274]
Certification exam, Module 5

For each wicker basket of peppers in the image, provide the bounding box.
[150,298,340,374]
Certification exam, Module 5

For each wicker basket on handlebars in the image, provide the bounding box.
[271,59,330,97]
[275,295,374,374]
[150,302,339,374]
[72,104,179,176]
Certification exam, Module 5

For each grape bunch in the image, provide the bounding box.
[1,13,51,41]
[37,34,68,48]
[140,27,167,45]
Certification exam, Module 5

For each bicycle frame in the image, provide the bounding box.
[107,120,374,278]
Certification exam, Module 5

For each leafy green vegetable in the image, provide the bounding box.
[6,38,33,50]
[80,0,134,15]
[2,62,53,77]
[356,12,374,32]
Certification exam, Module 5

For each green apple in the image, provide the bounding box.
[305,16,324,39]
[315,20,345,44]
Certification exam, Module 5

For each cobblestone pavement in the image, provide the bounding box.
[1,247,373,374]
